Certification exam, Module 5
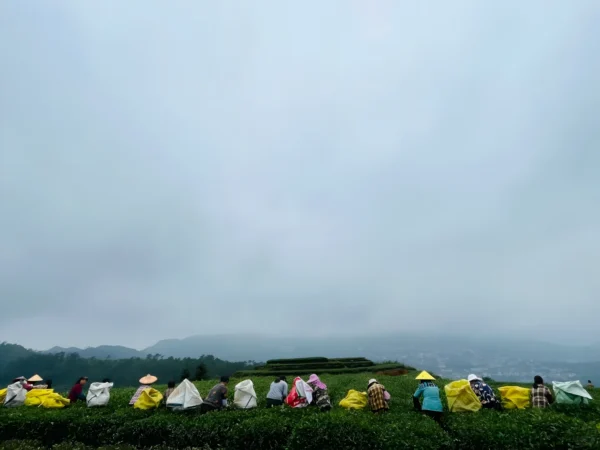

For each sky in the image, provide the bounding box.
[1,1,599,350]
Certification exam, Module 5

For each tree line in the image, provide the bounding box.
[0,343,256,389]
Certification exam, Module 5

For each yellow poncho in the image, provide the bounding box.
[134,388,163,410]
[339,389,368,410]
[25,389,70,408]
[444,380,482,413]
[499,386,531,409]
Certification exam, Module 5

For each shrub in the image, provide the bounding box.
[1,373,599,449]
[445,409,599,450]
[235,363,409,378]
[265,357,329,364]
[0,441,44,450]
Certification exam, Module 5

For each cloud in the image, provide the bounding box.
[1,0,599,349]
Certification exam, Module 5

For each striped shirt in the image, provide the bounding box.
[129,385,149,405]
[368,383,388,412]
[531,385,553,408]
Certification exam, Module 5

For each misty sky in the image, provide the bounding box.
[1,1,599,350]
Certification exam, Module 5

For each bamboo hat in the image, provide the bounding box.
[28,374,43,382]
[139,374,158,385]
[415,371,435,381]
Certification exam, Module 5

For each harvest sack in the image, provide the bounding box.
[339,390,368,410]
[286,377,313,408]
[234,379,257,409]
[552,381,593,405]
[87,382,114,407]
[134,388,163,410]
[4,382,26,407]
[499,386,531,409]
[166,379,203,411]
[445,380,482,413]
[25,389,70,408]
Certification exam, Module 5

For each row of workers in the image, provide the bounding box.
[4,372,593,414]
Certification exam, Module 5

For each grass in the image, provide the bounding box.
[1,372,599,449]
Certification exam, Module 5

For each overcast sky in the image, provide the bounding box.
[1,1,599,350]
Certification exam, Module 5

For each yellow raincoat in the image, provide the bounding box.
[339,390,368,410]
[134,388,163,410]
[499,386,530,409]
[0,388,7,404]
[25,389,70,408]
[445,380,482,412]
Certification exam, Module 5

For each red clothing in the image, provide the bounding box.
[69,383,83,403]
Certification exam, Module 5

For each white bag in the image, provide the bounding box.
[166,379,203,411]
[87,382,113,407]
[4,382,26,407]
[234,379,257,409]
[295,378,313,407]
[552,381,593,405]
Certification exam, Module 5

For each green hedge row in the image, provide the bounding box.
[265,357,329,364]
[332,357,370,362]
[264,361,375,371]
[235,363,407,377]
[1,409,598,449]
[0,409,447,450]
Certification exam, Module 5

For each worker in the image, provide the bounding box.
[467,374,501,410]
[129,374,158,405]
[531,375,554,408]
[201,376,229,413]
[266,376,288,408]
[68,377,88,403]
[307,374,331,411]
[367,378,389,413]
[413,371,443,423]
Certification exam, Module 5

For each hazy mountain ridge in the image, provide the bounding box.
[36,333,600,383]
[44,345,145,359]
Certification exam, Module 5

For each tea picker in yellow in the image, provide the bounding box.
[413,371,443,423]
[129,374,158,405]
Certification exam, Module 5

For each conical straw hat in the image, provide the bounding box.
[415,371,435,381]
[28,374,43,382]
[139,374,158,384]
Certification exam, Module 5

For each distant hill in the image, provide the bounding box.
[1,342,255,388]
[0,342,36,368]
[44,345,144,359]
[141,333,600,363]
[30,333,600,383]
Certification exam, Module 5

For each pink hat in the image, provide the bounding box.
[307,374,327,390]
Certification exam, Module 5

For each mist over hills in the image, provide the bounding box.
[37,333,600,383]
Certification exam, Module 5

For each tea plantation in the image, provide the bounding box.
[1,372,599,449]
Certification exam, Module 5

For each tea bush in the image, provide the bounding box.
[1,373,599,449]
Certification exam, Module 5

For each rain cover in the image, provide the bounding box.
[166,379,203,410]
[87,382,114,407]
[234,379,257,409]
[499,386,530,409]
[4,382,26,407]
[286,377,313,408]
[552,381,593,405]
[444,380,482,413]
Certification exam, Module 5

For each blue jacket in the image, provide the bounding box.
[413,383,443,412]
